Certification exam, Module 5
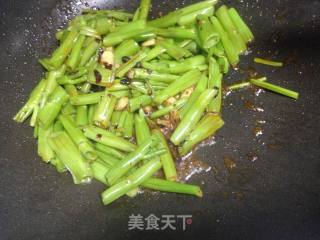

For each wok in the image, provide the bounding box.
[1,0,320,239]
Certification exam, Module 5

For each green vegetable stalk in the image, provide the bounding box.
[49,131,93,184]
[171,89,217,145]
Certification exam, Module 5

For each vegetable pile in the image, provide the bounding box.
[14,0,299,205]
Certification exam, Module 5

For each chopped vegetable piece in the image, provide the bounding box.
[49,131,93,184]
[179,114,225,155]
[250,79,299,99]
[254,57,284,67]
[101,159,162,205]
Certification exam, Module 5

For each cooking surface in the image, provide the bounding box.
[1,0,320,239]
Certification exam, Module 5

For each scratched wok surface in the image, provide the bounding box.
[0,0,320,239]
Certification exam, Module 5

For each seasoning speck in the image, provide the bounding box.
[253,127,263,137]
[120,78,131,85]
[98,48,104,60]
[246,152,258,162]
[122,56,130,63]
[94,70,102,83]
[104,63,113,70]
[134,62,142,68]
[96,134,102,139]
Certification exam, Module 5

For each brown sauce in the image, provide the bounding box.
[267,143,280,150]
[232,191,245,201]
[223,156,236,172]
[244,100,264,112]
[177,154,211,182]
[239,66,260,79]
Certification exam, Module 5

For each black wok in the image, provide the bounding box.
[1,0,320,239]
